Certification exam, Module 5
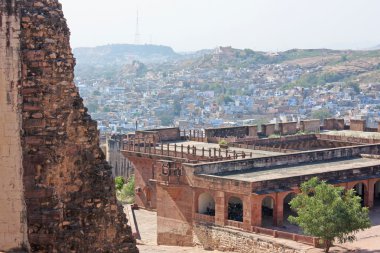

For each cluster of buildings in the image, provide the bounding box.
[76,47,380,136]
[107,118,380,252]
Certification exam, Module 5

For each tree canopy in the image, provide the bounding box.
[288,177,371,253]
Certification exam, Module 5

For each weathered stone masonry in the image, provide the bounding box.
[0,0,138,252]
[0,0,29,250]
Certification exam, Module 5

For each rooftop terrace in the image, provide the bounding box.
[206,157,380,183]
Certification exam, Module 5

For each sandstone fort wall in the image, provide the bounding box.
[0,0,138,251]
[0,0,28,250]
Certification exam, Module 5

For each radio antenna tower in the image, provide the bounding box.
[134,9,141,45]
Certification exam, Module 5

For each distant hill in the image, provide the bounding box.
[73,44,380,86]
[74,44,179,66]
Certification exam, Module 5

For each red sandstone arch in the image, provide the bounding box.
[374,180,380,206]
[283,192,297,219]
[228,196,243,222]
[198,192,215,216]
[261,196,275,227]
[352,182,367,207]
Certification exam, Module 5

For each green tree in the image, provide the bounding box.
[115,176,125,191]
[347,82,360,94]
[340,55,348,62]
[311,108,332,121]
[289,177,371,253]
[117,175,135,204]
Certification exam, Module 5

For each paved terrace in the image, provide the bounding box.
[321,130,380,141]
[207,157,380,183]
[170,141,283,158]
[122,140,284,161]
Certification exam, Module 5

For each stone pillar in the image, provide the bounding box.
[276,193,285,227]
[243,195,252,230]
[193,190,199,214]
[273,200,278,226]
[215,191,226,226]
[251,195,262,227]
[367,179,375,208]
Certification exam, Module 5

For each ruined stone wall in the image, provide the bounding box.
[0,0,28,250]
[0,0,139,251]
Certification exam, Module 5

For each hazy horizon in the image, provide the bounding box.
[60,0,380,52]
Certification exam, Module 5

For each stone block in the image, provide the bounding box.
[300,119,320,133]
[261,124,276,137]
[350,119,366,132]
[278,122,298,135]
[324,118,345,131]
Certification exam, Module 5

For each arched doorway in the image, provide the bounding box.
[262,196,275,227]
[374,181,380,207]
[283,193,297,221]
[353,183,366,207]
[228,197,243,222]
[198,193,215,216]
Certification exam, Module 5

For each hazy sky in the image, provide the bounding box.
[60,0,380,52]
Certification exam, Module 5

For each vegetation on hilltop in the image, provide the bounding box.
[74,44,380,94]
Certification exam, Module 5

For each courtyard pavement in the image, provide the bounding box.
[132,206,380,253]
[133,208,232,253]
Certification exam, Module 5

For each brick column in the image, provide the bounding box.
[243,195,252,230]
[193,190,199,215]
[367,179,376,209]
[251,195,262,226]
[215,191,226,226]
[273,200,278,226]
[276,192,285,227]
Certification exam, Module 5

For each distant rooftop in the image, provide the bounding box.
[204,157,380,183]
[321,130,380,140]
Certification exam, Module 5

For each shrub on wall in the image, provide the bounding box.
[117,175,135,204]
